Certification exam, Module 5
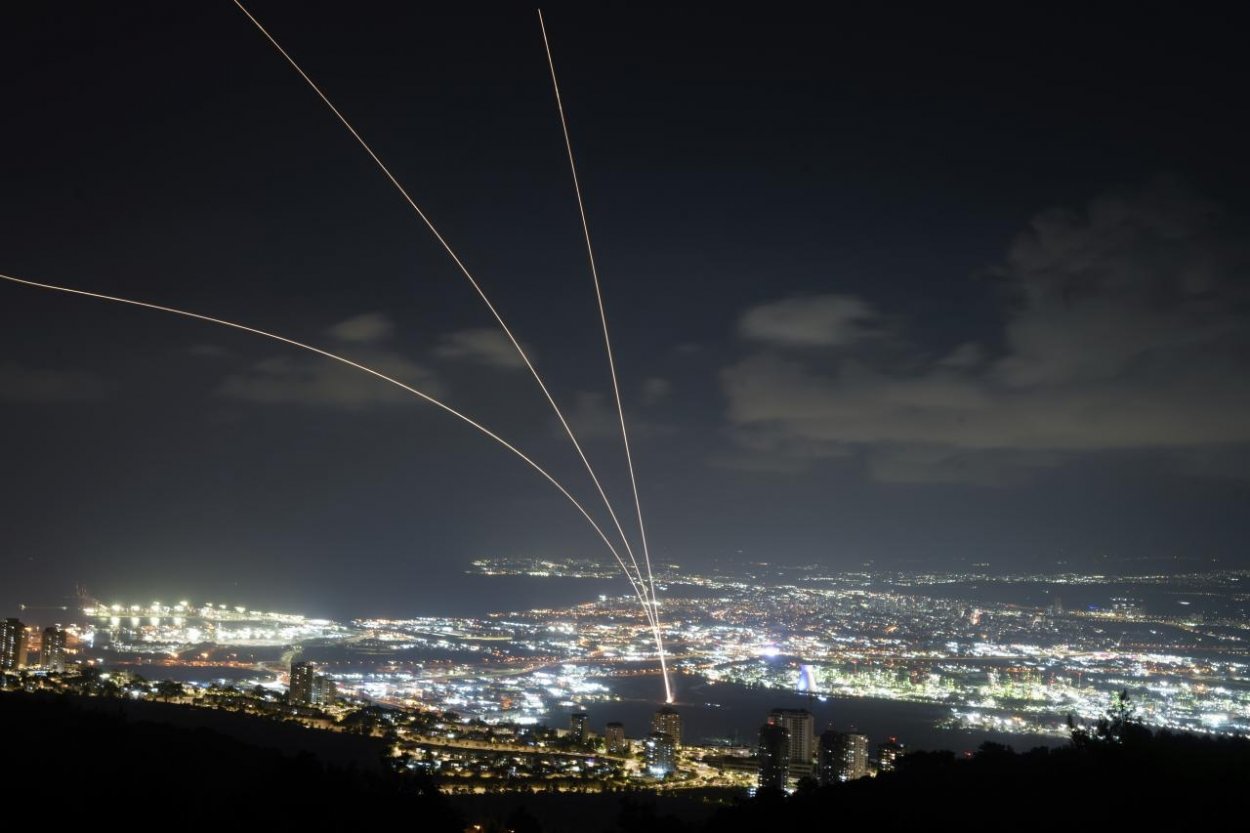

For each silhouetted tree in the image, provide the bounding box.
[1070,689,1150,747]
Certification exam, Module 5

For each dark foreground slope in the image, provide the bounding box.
[0,693,462,828]
[705,731,1250,831]
[4,693,1247,830]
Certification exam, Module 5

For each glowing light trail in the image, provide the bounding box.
[539,10,671,702]
[230,1,657,634]
[0,272,658,624]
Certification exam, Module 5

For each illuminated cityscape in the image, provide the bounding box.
[2,2,1248,828]
[3,562,1248,797]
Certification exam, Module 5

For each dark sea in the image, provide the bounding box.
[554,676,1059,754]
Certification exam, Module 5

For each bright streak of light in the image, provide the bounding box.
[0,271,658,624]
[538,9,671,704]
[228,1,656,634]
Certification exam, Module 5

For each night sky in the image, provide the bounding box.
[2,3,1248,617]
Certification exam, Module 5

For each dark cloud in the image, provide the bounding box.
[435,328,530,370]
[641,377,671,406]
[738,294,881,347]
[217,313,439,408]
[565,391,620,440]
[327,312,394,344]
[993,178,1244,389]
[721,179,1250,483]
[559,390,673,444]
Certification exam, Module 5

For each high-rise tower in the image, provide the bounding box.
[768,708,815,774]
[652,706,682,746]
[1,619,28,671]
[41,625,67,672]
[757,722,791,791]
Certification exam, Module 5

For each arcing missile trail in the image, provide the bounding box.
[229,1,671,701]
[538,10,670,702]
[0,272,658,635]
[228,0,658,641]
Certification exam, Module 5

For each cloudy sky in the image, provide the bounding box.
[1,4,1247,616]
